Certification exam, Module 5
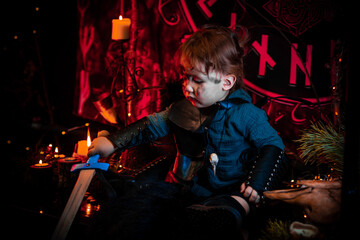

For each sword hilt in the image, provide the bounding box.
[70,154,109,173]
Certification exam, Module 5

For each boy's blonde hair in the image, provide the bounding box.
[178,25,248,90]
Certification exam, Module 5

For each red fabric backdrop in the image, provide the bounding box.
[74,0,340,153]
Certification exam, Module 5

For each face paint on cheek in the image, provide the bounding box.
[180,66,227,108]
[207,71,223,84]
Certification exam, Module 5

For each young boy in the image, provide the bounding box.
[88,25,287,235]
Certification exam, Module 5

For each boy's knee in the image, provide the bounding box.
[231,195,250,215]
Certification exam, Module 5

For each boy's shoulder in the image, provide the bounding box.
[230,88,251,99]
[225,89,253,109]
[225,90,267,119]
[227,99,261,116]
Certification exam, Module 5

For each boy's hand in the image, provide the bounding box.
[88,136,115,158]
[240,182,260,205]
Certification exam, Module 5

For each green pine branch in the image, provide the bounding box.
[259,218,291,240]
[295,121,344,175]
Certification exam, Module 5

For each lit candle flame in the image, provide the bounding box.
[34,159,49,167]
[86,203,92,217]
[54,146,59,158]
[87,128,91,147]
[119,15,123,20]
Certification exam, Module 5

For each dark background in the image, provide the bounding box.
[1,1,359,239]
[1,0,91,155]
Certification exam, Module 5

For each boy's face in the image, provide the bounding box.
[181,63,229,108]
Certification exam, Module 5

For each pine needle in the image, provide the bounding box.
[259,218,291,240]
[295,121,344,174]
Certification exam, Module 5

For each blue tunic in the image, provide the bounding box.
[147,89,284,190]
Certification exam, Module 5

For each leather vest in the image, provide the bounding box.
[166,99,217,183]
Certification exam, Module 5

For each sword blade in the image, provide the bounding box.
[52,169,96,240]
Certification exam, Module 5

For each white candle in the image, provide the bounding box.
[76,127,92,156]
[112,15,131,40]
[34,159,50,167]
[77,140,88,156]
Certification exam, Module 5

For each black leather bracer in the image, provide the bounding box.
[106,117,152,152]
[245,145,287,195]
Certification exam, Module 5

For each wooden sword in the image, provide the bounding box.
[51,154,109,240]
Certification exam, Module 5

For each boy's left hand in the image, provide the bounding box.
[240,182,260,205]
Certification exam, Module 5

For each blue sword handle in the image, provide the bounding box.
[87,154,100,163]
[70,154,109,173]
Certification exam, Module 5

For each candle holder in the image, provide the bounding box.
[108,39,144,126]
[57,157,82,189]
[31,160,52,169]
[28,161,54,204]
